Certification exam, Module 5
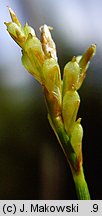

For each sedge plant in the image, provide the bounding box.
[5,8,96,199]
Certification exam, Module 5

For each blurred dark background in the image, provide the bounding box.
[0,0,102,199]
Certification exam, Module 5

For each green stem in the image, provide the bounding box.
[52,117,90,199]
[49,113,90,199]
[71,166,90,199]
[54,116,90,199]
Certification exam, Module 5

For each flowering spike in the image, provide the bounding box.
[62,91,80,135]
[5,8,96,200]
[22,50,42,83]
[43,58,61,105]
[5,22,26,48]
[71,122,83,159]
[40,24,57,61]
[23,34,45,81]
[5,8,36,48]
[76,44,96,89]
[23,23,35,37]
[62,44,96,93]
[63,58,80,96]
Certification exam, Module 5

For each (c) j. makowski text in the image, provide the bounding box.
[19,203,79,213]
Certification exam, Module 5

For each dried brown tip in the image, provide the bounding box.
[8,7,21,27]
[79,44,96,69]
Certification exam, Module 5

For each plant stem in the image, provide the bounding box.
[55,118,90,199]
[50,114,91,199]
[71,166,90,199]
